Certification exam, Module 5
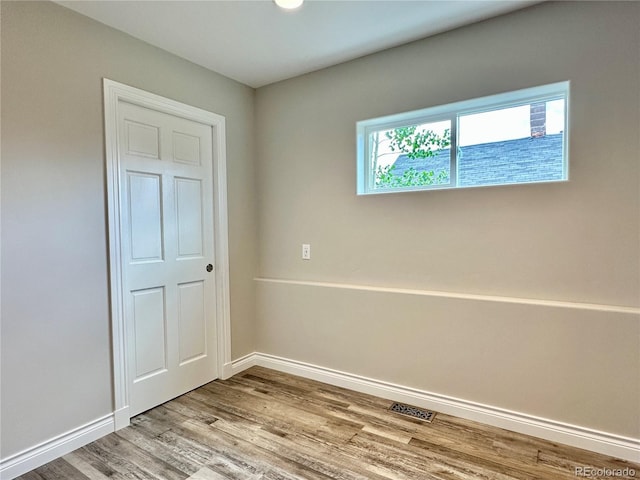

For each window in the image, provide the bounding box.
[356,82,569,195]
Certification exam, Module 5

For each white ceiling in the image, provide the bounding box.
[56,0,539,88]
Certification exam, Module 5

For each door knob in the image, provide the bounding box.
[206,264,213,272]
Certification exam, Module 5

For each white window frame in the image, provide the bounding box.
[356,81,570,195]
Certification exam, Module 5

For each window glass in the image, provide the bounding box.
[458,99,565,187]
[356,82,569,195]
[370,120,451,190]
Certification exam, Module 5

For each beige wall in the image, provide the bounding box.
[255,2,640,438]
[0,1,257,458]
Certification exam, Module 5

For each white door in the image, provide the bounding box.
[118,101,218,416]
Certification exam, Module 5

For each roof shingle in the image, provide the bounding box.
[391,133,564,187]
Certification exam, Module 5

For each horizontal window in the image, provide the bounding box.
[356,82,569,195]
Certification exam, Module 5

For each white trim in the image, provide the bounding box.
[0,414,114,480]
[113,406,131,431]
[254,277,640,315]
[223,352,257,379]
[103,79,232,429]
[231,352,640,463]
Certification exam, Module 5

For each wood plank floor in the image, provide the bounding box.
[18,366,639,480]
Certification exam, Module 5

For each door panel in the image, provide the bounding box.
[127,172,164,262]
[118,101,217,416]
[177,280,207,365]
[125,120,160,159]
[172,131,201,165]
[131,287,167,380]
[175,178,203,258]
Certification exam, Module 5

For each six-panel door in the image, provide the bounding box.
[118,101,217,416]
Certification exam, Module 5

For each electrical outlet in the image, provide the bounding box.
[302,244,311,260]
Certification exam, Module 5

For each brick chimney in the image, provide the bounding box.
[530,102,546,137]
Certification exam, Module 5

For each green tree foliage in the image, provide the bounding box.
[375,125,451,188]
[376,164,449,188]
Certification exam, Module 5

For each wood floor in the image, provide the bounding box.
[18,366,639,480]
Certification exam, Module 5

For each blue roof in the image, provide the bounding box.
[391,133,564,187]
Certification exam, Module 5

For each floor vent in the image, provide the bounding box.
[389,402,436,423]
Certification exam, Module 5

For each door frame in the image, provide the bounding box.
[103,79,231,430]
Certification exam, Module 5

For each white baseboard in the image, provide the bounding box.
[0,414,114,480]
[232,352,640,463]
[113,406,131,431]
[223,352,256,380]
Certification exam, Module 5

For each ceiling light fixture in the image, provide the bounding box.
[274,0,303,10]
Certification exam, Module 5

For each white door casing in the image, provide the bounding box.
[104,79,231,429]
